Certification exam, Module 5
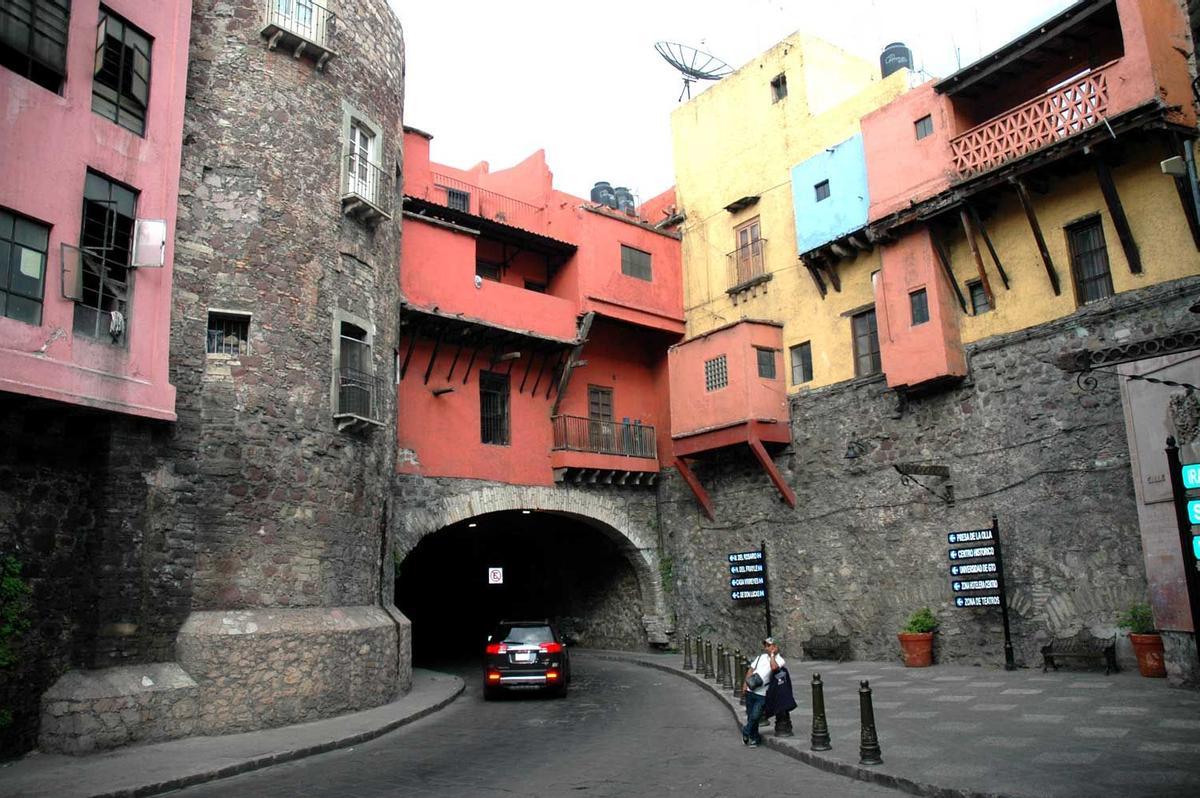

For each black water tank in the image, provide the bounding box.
[614,186,635,215]
[591,181,617,209]
[880,42,912,79]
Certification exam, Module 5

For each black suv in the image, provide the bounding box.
[484,620,570,699]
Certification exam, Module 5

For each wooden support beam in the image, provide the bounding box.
[831,242,854,259]
[432,386,455,396]
[530,351,549,395]
[747,437,797,508]
[445,335,466,381]
[821,261,841,293]
[398,331,418,380]
[847,234,871,251]
[674,457,715,520]
[422,327,444,385]
[545,352,565,399]
[549,311,595,416]
[519,346,537,392]
[805,262,828,298]
[1093,157,1142,274]
[931,233,968,313]
[460,341,481,385]
[1012,178,1061,295]
[959,207,995,309]
[968,205,1009,289]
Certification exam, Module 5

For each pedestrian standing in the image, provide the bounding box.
[741,636,783,747]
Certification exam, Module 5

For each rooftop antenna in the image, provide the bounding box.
[655,41,734,101]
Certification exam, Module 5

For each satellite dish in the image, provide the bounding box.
[655,41,734,101]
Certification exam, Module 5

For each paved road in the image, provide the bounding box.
[170,654,898,797]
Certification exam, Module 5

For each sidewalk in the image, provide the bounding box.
[597,650,1200,798]
[0,669,464,798]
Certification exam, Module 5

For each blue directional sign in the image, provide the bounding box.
[729,563,764,575]
[728,550,764,563]
[1194,535,1200,560]
[1189,500,1200,525]
[947,529,993,545]
[1183,463,1200,490]
[955,595,1001,608]
[948,545,995,560]
[953,579,999,592]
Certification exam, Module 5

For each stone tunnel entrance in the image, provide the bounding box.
[396,511,649,662]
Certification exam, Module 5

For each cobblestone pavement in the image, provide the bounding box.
[615,650,1200,798]
[168,654,899,797]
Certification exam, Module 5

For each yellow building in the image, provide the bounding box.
[670,33,910,392]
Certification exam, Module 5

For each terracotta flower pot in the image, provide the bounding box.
[1128,632,1167,677]
[897,632,933,667]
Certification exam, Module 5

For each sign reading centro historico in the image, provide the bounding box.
[729,549,766,600]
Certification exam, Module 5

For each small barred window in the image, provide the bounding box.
[704,354,728,392]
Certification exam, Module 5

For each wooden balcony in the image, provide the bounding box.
[949,61,1114,178]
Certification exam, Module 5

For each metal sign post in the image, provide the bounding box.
[948,516,1014,670]
[762,540,772,639]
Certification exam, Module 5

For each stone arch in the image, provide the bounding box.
[392,484,671,645]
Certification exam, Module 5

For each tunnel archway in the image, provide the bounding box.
[392,485,670,664]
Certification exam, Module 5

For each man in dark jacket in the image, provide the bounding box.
[764,654,797,736]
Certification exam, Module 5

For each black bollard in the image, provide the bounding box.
[716,644,726,683]
[694,637,704,673]
[858,680,883,765]
[723,650,735,690]
[775,711,794,737]
[733,649,743,696]
[810,673,831,751]
[704,641,714,679]
[683,634,693,670]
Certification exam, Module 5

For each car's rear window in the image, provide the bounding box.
[493,625,554,645]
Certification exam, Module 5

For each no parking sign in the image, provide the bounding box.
[487,567,504,585]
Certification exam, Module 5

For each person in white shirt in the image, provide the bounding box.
[741,636,783,747]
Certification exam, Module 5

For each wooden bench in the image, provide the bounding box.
[1041,630,1118,674]
[802,628,851,662]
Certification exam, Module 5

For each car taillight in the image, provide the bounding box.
[487,669,501,682]
[539,642,563,654]
[545,669,559,680]
[485,643,507,655]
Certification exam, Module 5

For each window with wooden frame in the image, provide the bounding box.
[479,370,510,445]
[476,261,501,281]
[910,288,929,325]
[92,7,151,136]
[0,0,70,93]
[914,115,933,140]
[0,208,49,326]
[852,308,881,377]
[446,187,470,212]
[770,73,787,103]
[620,244,652,281]
[75,170,137,345]
[704,354,728,392]
[755,347,777,379]
[588,384,614,452]
[733,217,763,285]
[790,342,813,385]
[968,280,991,315]
[814,180,831,202]
[1066,216,1114,305]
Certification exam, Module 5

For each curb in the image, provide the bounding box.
[591,652,1011,798]
[75,676,465,798]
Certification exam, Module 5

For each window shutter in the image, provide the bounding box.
[130,48,150,107]
[131,219,166,268]
[94,16,109,76]
[59,243,85,301]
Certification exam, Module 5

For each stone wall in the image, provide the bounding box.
[662,278,1200,669]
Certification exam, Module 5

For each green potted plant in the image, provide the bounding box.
[898,607,937,667]
[1117,603,1166,678]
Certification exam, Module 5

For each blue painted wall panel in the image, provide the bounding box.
[790,133,869,255]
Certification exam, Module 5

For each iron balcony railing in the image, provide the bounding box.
[343,153,391,217]
[727,238,767,288]
[263,0,335,49]
[429,172,544,234]
[337,366,383,421]
[949,61,1115,177]
[552,415,657,459]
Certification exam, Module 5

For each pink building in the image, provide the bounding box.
[399,128,683,486]
[0,0,191,420]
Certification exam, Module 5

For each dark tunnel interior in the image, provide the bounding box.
[395,510,648,666]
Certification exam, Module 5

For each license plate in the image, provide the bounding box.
[513,652,535,663]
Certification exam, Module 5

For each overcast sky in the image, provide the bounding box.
[388,0,1075,201]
